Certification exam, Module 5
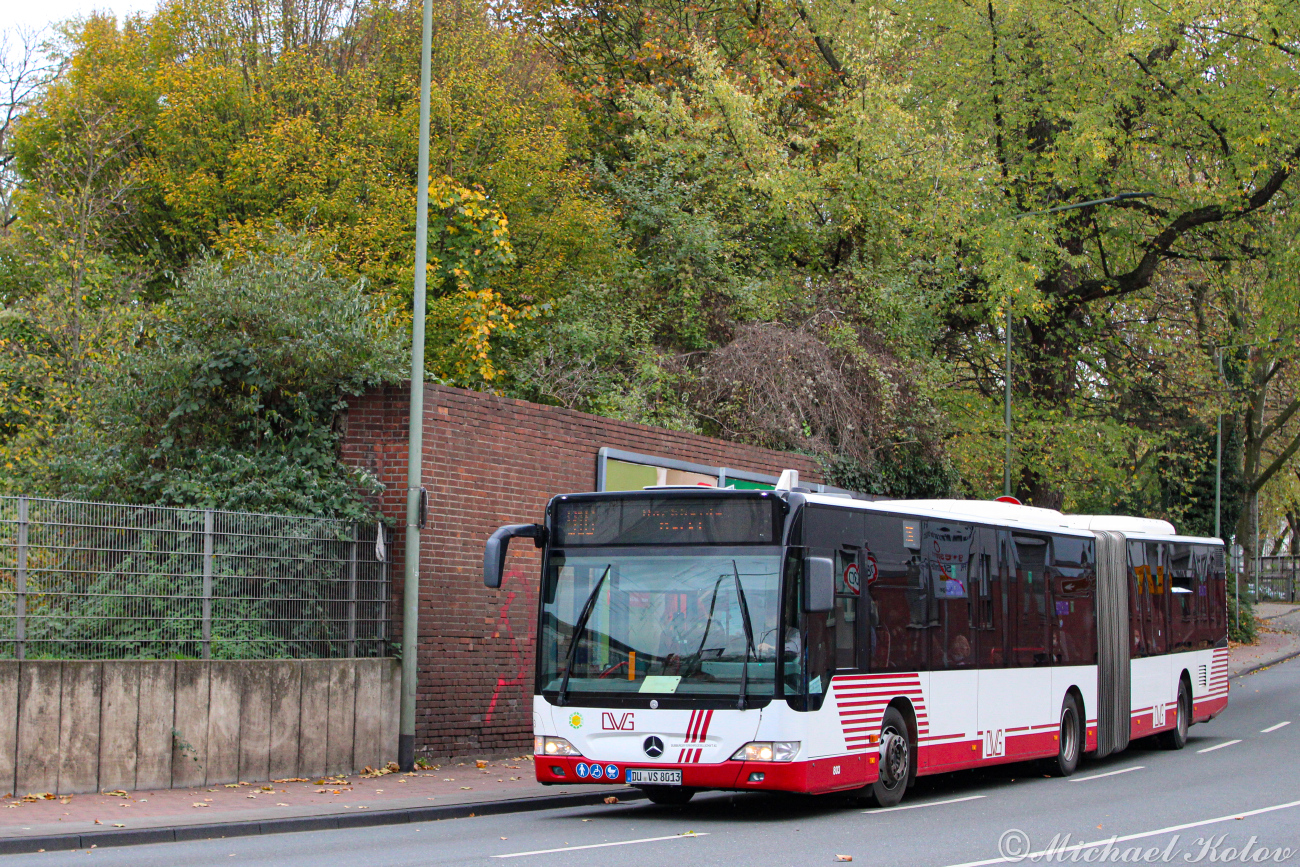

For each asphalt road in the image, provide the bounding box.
[15,659,1300,867]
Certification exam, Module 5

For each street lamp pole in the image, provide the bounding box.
[1004,308,1012,498]
[1215,348,1224,540]
[399,0,435,773]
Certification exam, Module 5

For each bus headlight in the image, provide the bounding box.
[731,741,800,762]
[538,736,582,757]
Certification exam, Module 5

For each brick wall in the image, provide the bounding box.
[339,384,823,759]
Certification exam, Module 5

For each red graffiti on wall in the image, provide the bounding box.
[484,568,536,724]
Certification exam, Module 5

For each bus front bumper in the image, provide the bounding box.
[534,754,880,795]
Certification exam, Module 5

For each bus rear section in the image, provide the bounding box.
[485,486,1228,805]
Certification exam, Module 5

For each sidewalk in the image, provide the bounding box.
[0,757,632,852]
[1231,602,1300,677]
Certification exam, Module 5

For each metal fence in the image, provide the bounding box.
[0,496,391,660]
[1256,556,1299,604]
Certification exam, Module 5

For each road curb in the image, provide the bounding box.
[0,788,646,855]
[1232,646,1300,680]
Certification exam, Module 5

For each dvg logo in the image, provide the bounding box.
[643,736,664,758]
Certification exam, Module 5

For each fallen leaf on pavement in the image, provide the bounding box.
[192,803,209,808]
[276,803,288,806]
[835,856,853,862]
[103,791,129,798]
[272,779,309,783]
[603,797,618,804]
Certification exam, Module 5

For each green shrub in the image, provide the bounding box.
[1228,591,1258,644]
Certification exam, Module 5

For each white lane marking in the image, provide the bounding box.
[864,795,986,814]
[938,798,1300,867]
[1197,739,1242,753]
[1261,721,1291,733]
[1068,766,1144,782]
[493,833,709,858]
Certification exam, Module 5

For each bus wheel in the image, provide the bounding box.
[1049,694,1082,777]
[1159,680,1191,751]
[868,707,911,808]
[640,786,696,806]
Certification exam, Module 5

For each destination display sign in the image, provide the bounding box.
[553,496,781,547]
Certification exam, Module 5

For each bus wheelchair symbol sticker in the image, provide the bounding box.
[590,764,604,779]
[575,762,590,778]
[605,764,619,780]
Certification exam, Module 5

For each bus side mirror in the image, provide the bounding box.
[805,556,835,612]
[484,524,546,588]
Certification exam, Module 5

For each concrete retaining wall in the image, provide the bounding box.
[0,659,399,796]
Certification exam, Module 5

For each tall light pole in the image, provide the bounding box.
[1002,192,1155,500]
[400,0,435,773]
[1214,347,1225,540]
[1004,308,1012,498]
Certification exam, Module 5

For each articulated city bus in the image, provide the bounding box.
[483,476,1229,806]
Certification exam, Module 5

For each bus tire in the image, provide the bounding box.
[868,706,911,808]
[639,786,696,806]
[1049,693,1082,777]
[1159,679,1191,751]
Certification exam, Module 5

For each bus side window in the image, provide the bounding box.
[924,521,975,670]
[1011,535,1049,666]
[781,551,806,704]
[1210,547,1227,637]
[973,527,1003,668]
[1191,545,1214,648]
[1128,541,1147,657]
[834,549,860,670]
[1144,542,1168,654]
[1169,543,1195,650]
[1049,535,1095,666]
[864,514,925,673]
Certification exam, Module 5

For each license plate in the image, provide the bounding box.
[627,768,682,785]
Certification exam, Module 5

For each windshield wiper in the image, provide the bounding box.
[732,560,756,711]
[556,564,611,707]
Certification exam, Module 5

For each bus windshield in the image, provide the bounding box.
[538,547,782,700]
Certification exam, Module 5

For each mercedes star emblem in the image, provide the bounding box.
[643,736,664,758]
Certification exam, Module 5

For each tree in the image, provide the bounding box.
[899,0,1300,507]
[0,27,58,238]
[0,93,142,484]
[45,231,407,519]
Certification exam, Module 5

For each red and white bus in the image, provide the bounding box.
[483,477,1229,806]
